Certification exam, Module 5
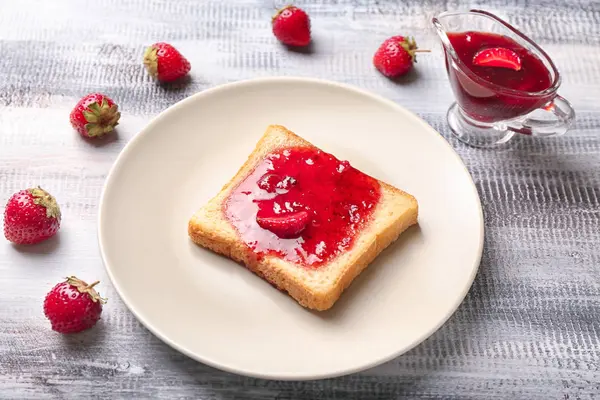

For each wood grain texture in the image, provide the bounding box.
[1,0,599,398]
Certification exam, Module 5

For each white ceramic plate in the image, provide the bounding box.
[99,77,483,380]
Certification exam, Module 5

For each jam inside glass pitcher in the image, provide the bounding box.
[433,10,575,148]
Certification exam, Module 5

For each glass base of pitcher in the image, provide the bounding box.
[447,103,515,148]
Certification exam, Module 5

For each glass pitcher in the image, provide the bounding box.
[432,10,575,148]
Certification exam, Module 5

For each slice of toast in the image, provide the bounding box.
[188,125,418,311]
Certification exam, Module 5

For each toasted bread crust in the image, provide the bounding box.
[188,125,418,311]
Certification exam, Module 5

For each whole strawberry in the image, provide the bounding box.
[4,187,61,244]
[143,42,191,82]
[70,93,121,138]
[272,5,311,47]
[373,36,427,78]
[44,276,106,334]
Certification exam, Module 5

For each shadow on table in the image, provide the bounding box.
[281,41,315,55]
[12,234,61,255]
[387,67,422,86]
[82,130,120,148]
[158,75,193,92]
[56,320,109,355]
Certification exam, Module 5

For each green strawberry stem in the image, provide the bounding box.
[143,46,159,78]
[82,99,120,137]
[29,187,61,219]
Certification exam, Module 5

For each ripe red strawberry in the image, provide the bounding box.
[373,36,428,78]
[70,93,121,138]
[256,210,309,238]
[473,47,522,71]
[143,42,191,82]
[43,276,105,334]
[272,6,311,47]
[4,187,61,244]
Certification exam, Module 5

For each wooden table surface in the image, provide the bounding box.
[1,0,599,398]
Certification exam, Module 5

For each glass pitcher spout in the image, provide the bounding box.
[431,12,454,55]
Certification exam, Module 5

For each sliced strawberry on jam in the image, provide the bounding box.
[472,47,522,71]
[256,210,310,239]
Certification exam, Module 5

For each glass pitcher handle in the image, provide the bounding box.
[507,95,575,137]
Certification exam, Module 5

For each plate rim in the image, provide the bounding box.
[98,76,484,380]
